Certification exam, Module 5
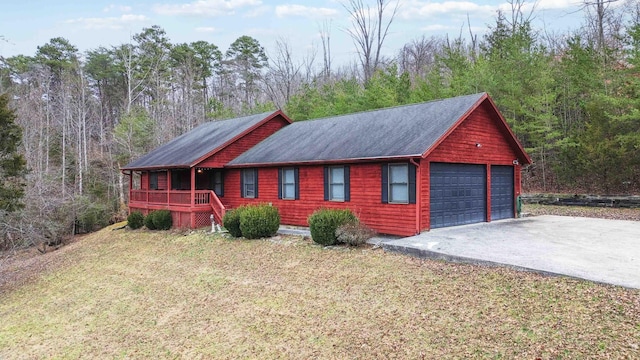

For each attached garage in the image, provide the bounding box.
[491,165,515,220]
[430,163,486,228]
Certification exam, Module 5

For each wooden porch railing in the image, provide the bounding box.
[130,189,226,224]
[131,190,217,206]
[209,190,226,224]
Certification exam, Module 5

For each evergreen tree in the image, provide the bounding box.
[0,93,27,213]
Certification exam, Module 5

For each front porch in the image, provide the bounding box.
[126,168,227,228]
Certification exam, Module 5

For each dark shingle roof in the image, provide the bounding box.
[228,93,486,166]
[123,111,274,169]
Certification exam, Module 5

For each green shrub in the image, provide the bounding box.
[223,206,245,237]
[144,211,157,230]
[239,204,280,239]
[335,221,376,246]
[153,210,172,230]
[127,211,144,230]
[308,208,358,246]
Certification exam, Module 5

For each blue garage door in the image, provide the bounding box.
[491,165,514,220]
[430,163,486,229]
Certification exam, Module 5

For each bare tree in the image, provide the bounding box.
[398,36,443,80]
[319,20,333,80]
[580,0,623,57]
[342,0,399,82]
[264,38,303,108]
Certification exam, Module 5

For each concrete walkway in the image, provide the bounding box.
[377,215,640,289]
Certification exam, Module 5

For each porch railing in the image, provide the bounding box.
[129,189,227,225]
[130,189,214,206]
[209,190,226,224]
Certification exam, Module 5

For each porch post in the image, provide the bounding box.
[191,167,196,228]
[167,169,171,206]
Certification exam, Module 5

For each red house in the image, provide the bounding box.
[123,93,531,236]
[121,111,291,228]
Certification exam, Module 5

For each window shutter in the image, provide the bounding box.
[294,167,300,200]
[278,168,282,199]
[323,167,329,201]
[381,164,388,203]
[344,166,351,202]
[409,163,417,204]
[240,170,245,198]
[254,169,259,198]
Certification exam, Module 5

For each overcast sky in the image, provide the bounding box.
[1,0,588,66]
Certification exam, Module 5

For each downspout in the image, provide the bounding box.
[410,158,421,235]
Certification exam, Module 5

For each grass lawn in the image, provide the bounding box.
[0,221,639,359]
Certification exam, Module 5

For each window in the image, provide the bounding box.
[381,163,416,204]
[241,169,258,198]
[150,172,159,190]
[213,171,223,196]
[149,171,166,190]
[389,164,409,203]
[324,166,350,201]
[278,167,299,200]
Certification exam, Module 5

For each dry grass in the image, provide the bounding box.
[1,224,639,359]
[523,203,640,221]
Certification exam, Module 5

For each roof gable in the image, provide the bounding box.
[228,93,487,166]
[123,111,285,170]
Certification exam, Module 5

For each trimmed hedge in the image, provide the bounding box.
[153,210,173,230]
[144,210,172,230]
[144,212,157,230]
[239,204,280,239]
[223,206,245,237]
[308,208,358,246]
[127,211,144,229]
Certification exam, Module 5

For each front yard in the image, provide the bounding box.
[0,217,639,358]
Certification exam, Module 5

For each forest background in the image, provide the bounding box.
[1,0,639,248]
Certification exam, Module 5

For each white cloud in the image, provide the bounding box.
[275,4,339,19]
[103,4,133,13]
[400,1,495,19]
[195,26,217,32]
[65,14,148,30]
[154,0,262,17]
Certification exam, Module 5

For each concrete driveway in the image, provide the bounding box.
[377,215,640,289]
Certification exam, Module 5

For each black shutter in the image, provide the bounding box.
[381,164,388,203]
[278,168,283,199]
[240,170,245,198]
[344,166,351,202]
[409,163,417,204]
[254,169,259,198]
[294,167,300,200]
[323,167,329,201]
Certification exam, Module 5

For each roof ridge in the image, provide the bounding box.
[292,92,486,123]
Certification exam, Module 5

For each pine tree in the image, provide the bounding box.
[0,93,27,213]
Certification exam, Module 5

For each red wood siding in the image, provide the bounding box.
[141,172,148,190]
[198,115,289,168]
[224,163,417,237]
[427,103,518,164]
[421,102,522,231]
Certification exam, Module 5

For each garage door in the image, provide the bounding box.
[430,163,486,229]
[491,166,514,220]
